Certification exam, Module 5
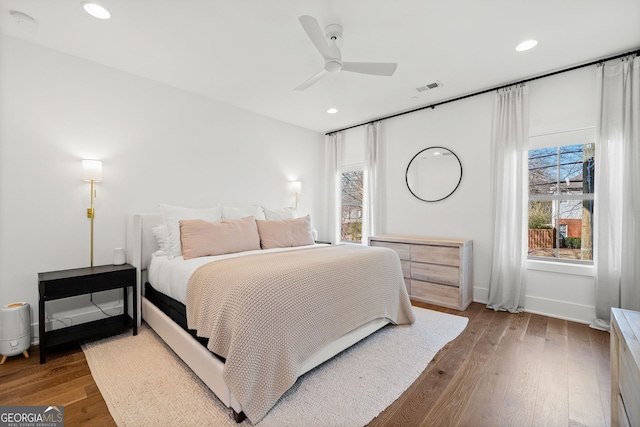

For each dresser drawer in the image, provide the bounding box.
[620,340,640,426]
[371,241,411,260]
[411,245,460,266]
[411,262,459,287]
[411,280,459,308]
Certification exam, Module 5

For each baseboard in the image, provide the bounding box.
[473,287,594,325]
[472,286,489,304]
[523,295,594,325]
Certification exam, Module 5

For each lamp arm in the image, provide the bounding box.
[87,180,95,267]
[87,180,95,218]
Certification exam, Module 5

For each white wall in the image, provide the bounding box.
[345,65,599,324]
[0,35,324,341]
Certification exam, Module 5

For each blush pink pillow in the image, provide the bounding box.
[179,216,260,259]
[256,215,315,249]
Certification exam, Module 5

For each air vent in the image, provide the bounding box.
[416,81,442,92]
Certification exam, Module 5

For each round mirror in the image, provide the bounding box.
[406,147,462,202]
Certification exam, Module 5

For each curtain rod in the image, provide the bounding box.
[325,48,640,135]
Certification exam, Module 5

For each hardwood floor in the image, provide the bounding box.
[0,302,610,427]
[369,302,611,427]
[0,345,116,426]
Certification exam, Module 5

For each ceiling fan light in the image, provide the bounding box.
[324,60,342,73]
[82,2,111,19]
[515,40,538,52]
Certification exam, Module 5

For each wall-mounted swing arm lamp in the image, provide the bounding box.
[291,181,301,210]
[82,160,102,267]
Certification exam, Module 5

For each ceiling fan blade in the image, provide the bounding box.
[342,62,398,76]
[294,69,328,91]
[298,15,340,59]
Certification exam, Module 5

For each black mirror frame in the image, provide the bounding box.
[405,146,463,202]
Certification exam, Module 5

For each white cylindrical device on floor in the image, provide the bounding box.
[0,302,31,358]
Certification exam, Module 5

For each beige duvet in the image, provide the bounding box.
[186,244,415,423]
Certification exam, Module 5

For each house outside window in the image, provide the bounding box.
[528,142,595,263]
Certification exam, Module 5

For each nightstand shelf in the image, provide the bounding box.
[45,314,133,348]
[38,264,137,363]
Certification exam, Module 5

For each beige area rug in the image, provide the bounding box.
[82,307,468,426]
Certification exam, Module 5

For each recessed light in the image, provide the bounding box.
[327,108,338,114]
[82,2,111,19]
[515,40,538,52]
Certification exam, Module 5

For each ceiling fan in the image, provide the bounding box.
[294,15,398,91]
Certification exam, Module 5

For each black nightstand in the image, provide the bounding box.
[38,264,137,364]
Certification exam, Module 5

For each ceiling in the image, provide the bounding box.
[1,1,639,134]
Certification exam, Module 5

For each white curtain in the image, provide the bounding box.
[325,132,343,244]
[487,85,530,313]
[363,121,382,243]
[592,55,640,330]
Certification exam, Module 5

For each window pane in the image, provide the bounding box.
[559,144,589,195]
[529,147,558,196]
[341,171,363,243]
[528,200,555,258]
[529,143,595,197]
[556,199,593,261]
[528,199,594,261]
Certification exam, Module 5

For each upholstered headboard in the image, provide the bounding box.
[126,213,163,272]
[126,213,163,326]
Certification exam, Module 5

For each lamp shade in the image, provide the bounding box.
[82,160,102,182]
[291,181,301,194]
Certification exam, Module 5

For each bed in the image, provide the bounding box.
[126,211,414,424]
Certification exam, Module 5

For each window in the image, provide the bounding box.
[340,169,363,243]
[528,142,594,262]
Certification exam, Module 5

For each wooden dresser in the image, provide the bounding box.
[611,308,640,427]
[368,235,473,310]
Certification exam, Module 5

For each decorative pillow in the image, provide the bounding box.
[222,205,266,221]
[179,216,261,260]
[151,225,170,256]
[159,204,223,259]
[256,215,315,249]
[263,206,298,221]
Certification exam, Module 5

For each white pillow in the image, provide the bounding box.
[222,205,266,221]
[263,207,298,221]
[151,225,170,256]
[159,204,223,259]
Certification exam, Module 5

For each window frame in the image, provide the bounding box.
[527,133,595,266]
[339,162,365,244]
